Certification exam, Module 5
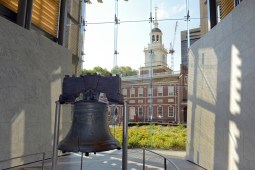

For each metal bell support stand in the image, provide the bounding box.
[52,101,61,170]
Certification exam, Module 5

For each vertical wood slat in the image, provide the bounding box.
[220,0,234,19]
[0,0,18,12]
[0,0,59,37]
[32,0,59,37]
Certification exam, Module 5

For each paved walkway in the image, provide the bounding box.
[11,149,205,170]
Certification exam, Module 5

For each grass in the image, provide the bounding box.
[110,125,186,150]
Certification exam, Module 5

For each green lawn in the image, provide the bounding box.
[110,125,186,150]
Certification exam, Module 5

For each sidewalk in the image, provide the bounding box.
[12,149,205,170]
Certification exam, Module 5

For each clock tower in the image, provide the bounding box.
[140,7,172,75]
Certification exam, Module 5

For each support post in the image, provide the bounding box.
[178,85,180,124]
[164,157,167,170]
[122,100,128,170]
[143,149,145,170]
[80,153,83,170]
[58,0,67,46]
[52,101,61,170]
[208,0,217,28]
[41,152,45,170]
[25,0,33,29]
[186,0,190,49]
[17,0,27,27]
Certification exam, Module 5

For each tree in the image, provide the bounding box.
[81,66,111,76]
[111,66,138,77]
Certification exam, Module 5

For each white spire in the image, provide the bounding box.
[154,7,158,28]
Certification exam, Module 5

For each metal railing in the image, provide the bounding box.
[0,152,45,170]
[142,148,179,170]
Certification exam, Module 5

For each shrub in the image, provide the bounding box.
[110,125,186,150]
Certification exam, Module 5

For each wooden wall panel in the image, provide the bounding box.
[0,0,59,37]
[32,0,59,37]
[0,0,18,12]
[220,0,234,19]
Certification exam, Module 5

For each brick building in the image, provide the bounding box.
[109,8,187,124]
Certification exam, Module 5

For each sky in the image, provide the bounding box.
[83,0,200,71]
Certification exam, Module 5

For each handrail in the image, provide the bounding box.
[0,152,45,170]
[143,148,179,170]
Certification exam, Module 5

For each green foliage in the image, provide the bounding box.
[81,66,111,76]
[81,66,138,77]
[111,66,138,77]
[110,125,186,150]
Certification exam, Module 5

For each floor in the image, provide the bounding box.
[10,149,205,170]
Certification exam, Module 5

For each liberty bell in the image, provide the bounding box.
[58,74,123,155]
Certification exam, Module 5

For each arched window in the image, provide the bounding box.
[152,35,155,42]
[156,35,159,42]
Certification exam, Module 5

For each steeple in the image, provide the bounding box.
[154,7,159,28]
[150,6,162,44]
[140,6,171,75]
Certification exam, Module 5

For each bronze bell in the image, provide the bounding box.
[58,100,121,154]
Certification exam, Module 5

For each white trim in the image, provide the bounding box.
[138,87,143,97]
[157,86,163,96]
[168,106,175,117]
[138,107,143,117]
[122,88,127,96]
[130,88,135,98]
[157,105,163,118]
[168,86,175,96]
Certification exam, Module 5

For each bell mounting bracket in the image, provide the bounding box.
[59,74,123,104]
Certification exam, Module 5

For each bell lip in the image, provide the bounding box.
[58,146,121,153]
[58,141,121,153]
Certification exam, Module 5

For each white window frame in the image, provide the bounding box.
[122,88,127,96]
[168,86,174,96]
[148,106,153,117]
[168,106,174,117]
[138,107,143,117]
[138,87,143,97]
[157,106,163,118]
[130,88,135,98]
[157,86,163,96]
[147,87,152,97]
[129,107,135,119]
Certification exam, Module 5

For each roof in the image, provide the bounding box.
[151,28,162,33]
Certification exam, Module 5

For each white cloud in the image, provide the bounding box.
[157,8,169,19]
[155,3,186,19]
[171,4,186,15]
